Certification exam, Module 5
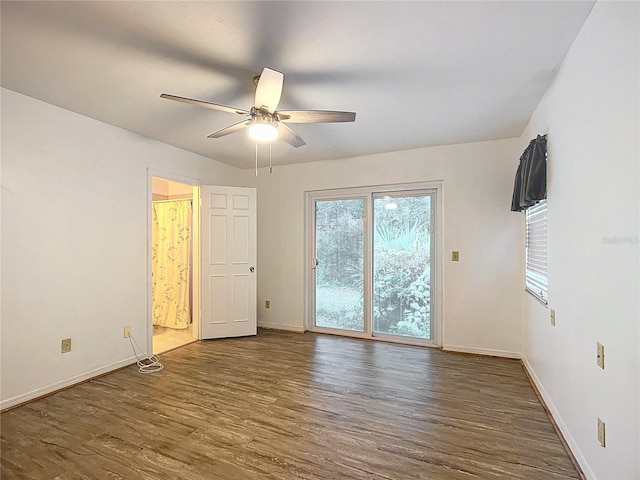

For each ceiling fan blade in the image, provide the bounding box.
[207,120,251,138]
[160,94,250,116]
[278,123,306,148]
[277,110,356,123]
[254,67,284,113]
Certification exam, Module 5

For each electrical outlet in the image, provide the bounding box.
[265,300,270,309]
[124,326,131,338]
[597,342,605,369]
[550,309,556,326]
[452,251,460,261]
[61,338,72,353]
[597,417,606,447]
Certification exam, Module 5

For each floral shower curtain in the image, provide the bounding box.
[152,199,192,329]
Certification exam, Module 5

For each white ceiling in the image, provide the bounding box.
[1,1,595,170]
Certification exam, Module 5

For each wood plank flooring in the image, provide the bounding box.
[1,330,579,479]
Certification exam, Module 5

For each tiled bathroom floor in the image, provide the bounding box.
[153,324,195,354]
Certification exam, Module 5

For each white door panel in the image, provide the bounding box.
[201,186,256,339]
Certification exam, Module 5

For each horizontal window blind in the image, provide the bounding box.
[526,200,548,304]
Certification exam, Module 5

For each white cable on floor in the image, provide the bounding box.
[128,335,164,374]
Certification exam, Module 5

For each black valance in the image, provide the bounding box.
[511,134,547,212]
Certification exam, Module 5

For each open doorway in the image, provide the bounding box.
[151,177,199,353]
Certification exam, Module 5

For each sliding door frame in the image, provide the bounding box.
[304,181,443,347]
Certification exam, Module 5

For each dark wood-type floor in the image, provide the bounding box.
[1,330,579,479]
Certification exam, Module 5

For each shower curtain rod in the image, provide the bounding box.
[151,198,193,203]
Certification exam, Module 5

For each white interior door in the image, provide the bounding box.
[201,186,257,339]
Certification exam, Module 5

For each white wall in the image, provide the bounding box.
[519,2,639,479]
[0,88,247,409]
[248,138,524,357]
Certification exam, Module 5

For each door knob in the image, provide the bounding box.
[250,267,255,273]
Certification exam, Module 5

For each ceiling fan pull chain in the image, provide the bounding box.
[269,143,273,174]
[255,141,258,177]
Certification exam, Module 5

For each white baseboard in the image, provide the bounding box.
[0,356,137,411]
[258,322,305,333]
[521,357,595,480]
[443,344,521,359]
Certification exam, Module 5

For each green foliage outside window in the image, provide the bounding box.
[315,195,431,339]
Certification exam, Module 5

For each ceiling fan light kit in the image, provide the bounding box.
[248,116,279,142]
[161,67,356,174]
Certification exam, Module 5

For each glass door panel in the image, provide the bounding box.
[314,198,365,332]
[373,193,432,340]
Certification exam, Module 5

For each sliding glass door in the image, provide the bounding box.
[309,187,437,345]
[313,198,366,332]
[373,193,432,340]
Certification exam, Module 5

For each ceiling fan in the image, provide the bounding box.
[160,67,356,148]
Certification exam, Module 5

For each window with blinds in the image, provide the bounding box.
[525,199,548,304]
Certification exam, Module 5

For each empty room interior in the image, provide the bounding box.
[1,2,638,480]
